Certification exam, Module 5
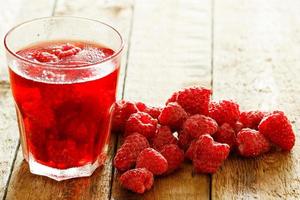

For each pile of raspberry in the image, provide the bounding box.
[112,86,296,194]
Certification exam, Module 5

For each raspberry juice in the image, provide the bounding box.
[9,41,119,175]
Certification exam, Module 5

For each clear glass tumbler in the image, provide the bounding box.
[4,16,123,181]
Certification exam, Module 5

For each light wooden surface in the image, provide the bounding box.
[0,0,299,199]
[211,0,300,199]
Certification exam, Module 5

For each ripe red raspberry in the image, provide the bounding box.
[146,107,162,119]
[166,86,211,115]
[111,100,139,132]
[46,139,78,167]
[22,101,55,129]
[239,111,266,129]
[234,121,244,133]
[119,168,154,194]
[113,133,149,171]
[258,111,295,151]
[158,102,188,131]
[213,123,236,149]
[136,148,168,175]
[32,51,58,63]
[178,130,194,151]
[151,126,178,151]
[102,47,115,57]
[53,44,81,58]
[160,144,184,174]
[182,114,218,139]
[135,102,147,111]
[185,139,197,161]
[136,102,162,119]
[193,134,230,174]
[236,128,270,157]
[166,92,178,105]
[209,100,240,126]
[125,112,158,139]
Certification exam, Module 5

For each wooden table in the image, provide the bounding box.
[0,0,299,199]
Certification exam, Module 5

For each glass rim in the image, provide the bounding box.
[4,16,124,70]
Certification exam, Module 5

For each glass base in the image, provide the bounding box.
[29,154,100,181]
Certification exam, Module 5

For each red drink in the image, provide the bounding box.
[5,17,123,180]
[10,41,119,169]
[9,41,119,170]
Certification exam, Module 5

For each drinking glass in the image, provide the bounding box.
[4,16,123,181]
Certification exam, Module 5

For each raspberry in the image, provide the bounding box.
[182,114,218,139]
[160,144,184,174]
[158,102,188,131]
[193,135,230,174]
[119,168,154,194]
[166,92,178,105]
[22,101,55,129]
[53,44,81,58]
[213,123,236,149]
[46,139,78,168]
[113,133,149,171]
[166,86,211,115]
[185,139,197,161]
[136,102,162,119]
[61,43,77,51]
[209,100,240,126]
[258,111,295,151]
[135,102,147,111]
[152,126,178,151]
[102,47,115,57]
[125,112,158,139]
[236,128,270,157]
[24,118,47,161]
[136,148,168,175]
[146,107,162,119]
[111,100,139,132]
[239,111,266,129]
[32,51,58,63]
[234,121,244,133]
[178,130,194,151]
[61,116,90,142]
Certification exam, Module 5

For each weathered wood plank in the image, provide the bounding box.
[0,0,56,81]
[0,84,19,200]
[5,0,134,200]
[111,0,212,199]
[212,0,300,199]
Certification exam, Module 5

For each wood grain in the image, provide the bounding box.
[0,84,19,200]
[211,0,300,199]
[0,0,56,81]
[5,0,133,200]
[111,0,212,199]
